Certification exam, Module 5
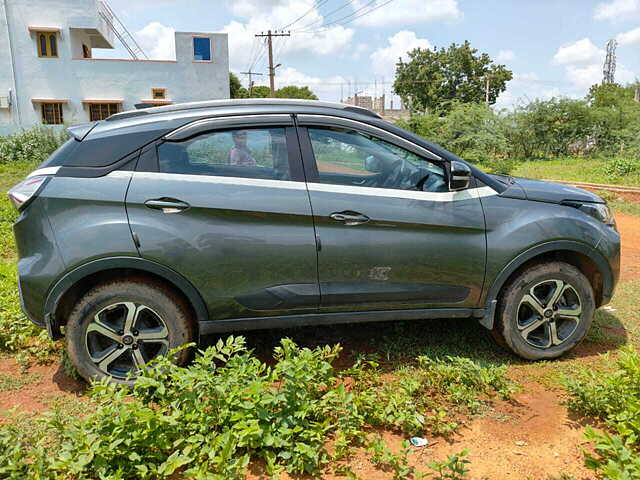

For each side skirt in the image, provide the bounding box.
[199,307,484,336]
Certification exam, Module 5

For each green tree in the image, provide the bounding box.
[393,41,513,113]
[229,73,248,99]
[275,85,318,100]
[248,85,271,98]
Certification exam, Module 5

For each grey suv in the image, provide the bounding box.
[9,99,620,383]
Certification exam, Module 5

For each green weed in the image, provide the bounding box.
[564,346,640,478]
[0,337,512,478]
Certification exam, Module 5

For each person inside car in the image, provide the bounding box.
[229,130,256,166]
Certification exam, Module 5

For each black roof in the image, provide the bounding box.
[106,98,381,122]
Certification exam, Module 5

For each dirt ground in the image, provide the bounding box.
[1,213,638,479]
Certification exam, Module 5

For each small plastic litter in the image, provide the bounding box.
[603,306,617,312]
[409,437,429,447]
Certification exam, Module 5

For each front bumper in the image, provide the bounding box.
[597,226,621,306]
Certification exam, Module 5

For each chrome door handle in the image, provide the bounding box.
[144,198,190,214]
[330,211,370,226]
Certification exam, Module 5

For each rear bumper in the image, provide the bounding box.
[17,273,45,327]
[13,198,66,328]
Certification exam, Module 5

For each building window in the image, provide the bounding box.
[82,44,91,58]
[41,103,63,124]
[152,88,166,99]
[37,32,58,58]
[193,37,211,61]
[89,103,121,121]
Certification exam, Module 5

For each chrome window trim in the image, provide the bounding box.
[27,166,60,178]
[125,171,307,190]
[297,114,442,162]
[163,114,293,141]
[115,171,496,201]
[307,182,496,202]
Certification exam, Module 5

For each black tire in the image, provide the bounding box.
[65,277,194,385]
[492,262,595,360]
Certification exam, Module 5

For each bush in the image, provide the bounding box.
[0,337,514,478]
[0,127,66,165]
[603,157,640,179]
[564,347,640,478]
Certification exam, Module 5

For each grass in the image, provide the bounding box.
[511,157,640,187]
[0,372,42,392]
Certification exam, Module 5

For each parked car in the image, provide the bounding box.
[9,99,620,384]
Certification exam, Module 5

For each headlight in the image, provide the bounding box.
[578,203,616,228]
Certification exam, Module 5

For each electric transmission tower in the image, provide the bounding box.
[602,39,617,84]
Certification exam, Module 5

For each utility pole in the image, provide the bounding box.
[255,30,290,97]
[240,70,264,96]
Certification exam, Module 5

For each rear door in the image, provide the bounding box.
[297,114,488,313]
[126,115,319,320]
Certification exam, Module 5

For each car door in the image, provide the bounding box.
[126,115,319,320]
[297,114,488,313]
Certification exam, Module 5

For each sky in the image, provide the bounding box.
[97,0,640,109]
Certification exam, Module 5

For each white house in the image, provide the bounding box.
[0,0,230,133]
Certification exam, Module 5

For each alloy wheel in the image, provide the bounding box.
[85,302,169,379]
[516,279,582,349]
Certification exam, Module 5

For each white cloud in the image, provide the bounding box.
[594,0,640,21]
[496,50,515,62]
[135,22,176,60]
[553,38,604,65]
[494,72,561,110]
[370,31,432,79]
[222,0,354,72]
[617,26,640,45]
[352,0,461,26]
[253,66,346,101]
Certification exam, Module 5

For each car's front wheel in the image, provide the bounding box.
[493,262,595,360]
[65,278,194,385]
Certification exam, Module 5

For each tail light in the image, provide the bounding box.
[7,175,50,211]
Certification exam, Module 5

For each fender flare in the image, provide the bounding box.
[44,256,209,326]
[479,240,613,330]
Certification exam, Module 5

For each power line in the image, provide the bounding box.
[249,37,269,73]
[279,0,330,30]
[297,0,356,31]
[297,0,395,32]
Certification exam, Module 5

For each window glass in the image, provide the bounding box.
[308,127,447,192]
[157,128,291,181]
[89,103,121,121]
[37,32,57,58]
[38,34,47,56]
[49,34,57,56]
[193,37,211,61]
[41,103,63,125]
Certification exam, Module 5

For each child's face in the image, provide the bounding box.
[234,132,247,147]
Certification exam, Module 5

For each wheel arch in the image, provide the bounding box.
[45,257,209,336]
[480,241,612,330]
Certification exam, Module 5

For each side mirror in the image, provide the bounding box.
[365,155,383,173]
[449,160,472,191]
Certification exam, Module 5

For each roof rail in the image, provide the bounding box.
[105,98,382,122]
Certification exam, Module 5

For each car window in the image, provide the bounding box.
[157,127,291,180]
[307,127,447,192]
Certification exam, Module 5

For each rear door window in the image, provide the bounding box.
[157,127,291,181]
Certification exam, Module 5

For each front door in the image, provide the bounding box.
[297,117,487,312]
[126,119,319,320]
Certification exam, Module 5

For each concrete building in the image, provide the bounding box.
[0,0,230,132]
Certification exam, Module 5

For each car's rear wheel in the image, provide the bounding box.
[493,262,595,360]
[65,278,194,385]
